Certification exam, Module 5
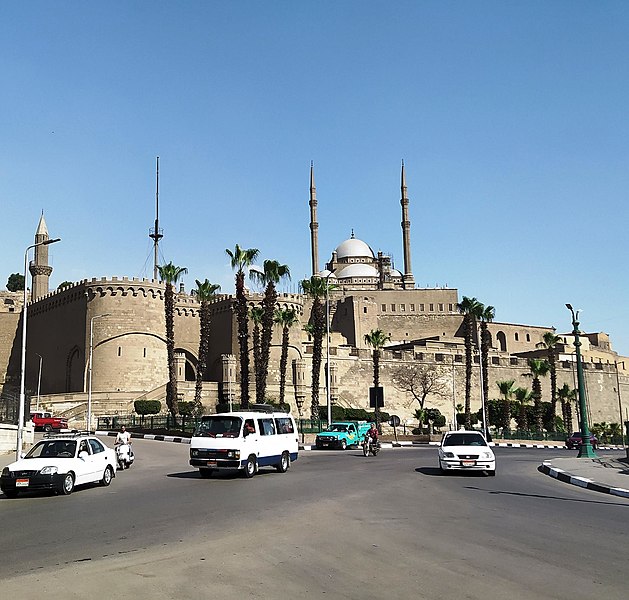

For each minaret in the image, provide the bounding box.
[400,161,415,289]
[309,161,319,276]
[30,213,53,301]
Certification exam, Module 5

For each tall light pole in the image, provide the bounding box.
[614,361,626,454]
[17,237,61,460]
[87,313,110,431]
[35,353,42,413]
[325,271,335,427]
[565,304,597,458]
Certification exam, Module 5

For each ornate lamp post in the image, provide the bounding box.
[17,237,61,460]
[565,304,597,458]
[325,271,335,428]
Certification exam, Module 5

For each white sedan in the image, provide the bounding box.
[1,434,117,498]
[438,430,496,476]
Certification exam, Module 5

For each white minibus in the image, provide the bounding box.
[189,408,299,478]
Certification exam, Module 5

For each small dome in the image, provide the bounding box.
[335,264,379,279]
[335,237,374,260]
[317,269,336,280]
[390,269,402,278]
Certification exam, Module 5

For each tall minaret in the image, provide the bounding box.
[400,161,415,289]
[309,161,319,276]
[30,213,53,301]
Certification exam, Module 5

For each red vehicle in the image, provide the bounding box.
[30,411,68,433]
[566,431,598,450]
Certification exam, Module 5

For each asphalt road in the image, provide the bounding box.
[1,440,628,600]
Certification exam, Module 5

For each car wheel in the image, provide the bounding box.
[4,489,18,499]
[340,439,347,451]
[101,466,113,486]
[276,451,290,473]
[199,469,213,478]
[244,455,257,478]
[44,424,52,433]
[61,473,75,495]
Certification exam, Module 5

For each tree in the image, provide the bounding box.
[496,379,516,431]
[557,383,576,433]
[250,260,291,403]
[301,276,334,419]
[57,281,74,290]
[526,358,550,433]
[536,332,563,432]
[7,273,24,292]
[479,304,495,425]
[364,329,391,429]
[192,279,221,416]
[513,387,532,431]
[274,307,299,406]
[226,244,259,409]
[157,262,188,426]
[457,296,483,429]
[250,305,264,400]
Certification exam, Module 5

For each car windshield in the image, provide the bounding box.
[442,433,487,447]
[327,424,347,432]
[25,440,77,458]
[195,416,242,438]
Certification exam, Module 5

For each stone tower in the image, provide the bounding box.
[400,161,415,289]
[30,213,53,302]
[309,162,319,276]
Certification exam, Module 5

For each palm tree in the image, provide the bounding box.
[226,244,259,409]
[556,383,576,432]
[496,379,516,432]
[192,279,221,415]
[274,307,299,406]
[457,296,483,429]
[364,329,391,429]
[526,358,550,433]
[250,305,264,401]
[250,260,291,403]
[479,304,495,422]
[301,276,333,419]
[513,387,532,432]
[157,262,188,426]
[536,332,563,432]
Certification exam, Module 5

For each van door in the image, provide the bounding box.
[256,417,277,466]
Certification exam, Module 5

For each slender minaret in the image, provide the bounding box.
[309,161,319,276]
[149,157,163,281]
[30,212,53,301]
[400,161,415,289]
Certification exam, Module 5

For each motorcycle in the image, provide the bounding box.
[362,435,381,457]
[116,442,135,469]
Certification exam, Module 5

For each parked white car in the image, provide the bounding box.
[1,433,117,498]
[438,430,496,476]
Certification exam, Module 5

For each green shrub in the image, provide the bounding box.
[177,401,196,417]
[134,400,161,416]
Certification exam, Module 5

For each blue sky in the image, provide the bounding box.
[2,2,628,355]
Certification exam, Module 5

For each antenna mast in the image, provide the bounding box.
[149,156,163,280]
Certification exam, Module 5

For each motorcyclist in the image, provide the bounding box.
[115,425,132,447]
[365,422,379,450]
[115,425,134,467]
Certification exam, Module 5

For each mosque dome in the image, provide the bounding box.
[335,264,379,279]
[335,237,374,260]
[391,269,403,278]
[317,269,336,280]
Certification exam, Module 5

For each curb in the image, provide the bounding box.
[539,461,629,498]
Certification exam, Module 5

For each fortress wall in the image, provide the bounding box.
[377,313,462,346]
[0,313,20,386]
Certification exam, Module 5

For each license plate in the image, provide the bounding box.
[461,460,476,467]
[16,478,29,487]
[206,461,217,467]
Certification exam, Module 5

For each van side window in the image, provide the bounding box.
[275,417,294,434]
[257,418,276,436]
[244,419,256,435]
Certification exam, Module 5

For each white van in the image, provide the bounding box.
[189,408,299,478]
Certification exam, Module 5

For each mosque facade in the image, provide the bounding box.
[1,166,628,431]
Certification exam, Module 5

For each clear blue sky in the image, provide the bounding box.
[2,2,628,355]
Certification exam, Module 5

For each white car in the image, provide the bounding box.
[438,430,496,476]
[1,433,117,498]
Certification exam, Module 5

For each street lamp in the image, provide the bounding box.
[565,304,597,458]
[17,237,61,460]
[325,271,335,428]
[35,353,42,413]
[88,313,110,431]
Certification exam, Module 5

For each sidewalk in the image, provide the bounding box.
[539,454,629,499]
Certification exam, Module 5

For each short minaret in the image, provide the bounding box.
[309,161,319,276]
[400,161,415,289]
[30,213,53,301]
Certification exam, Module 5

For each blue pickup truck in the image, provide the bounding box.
[315,421,372,450]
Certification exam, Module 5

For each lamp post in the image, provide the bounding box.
[35,353,42,413]
[17,237,61,460]
[88,313,110,431]
[325,271,335,428]
[565,304,597,458]
[614,361,626,454]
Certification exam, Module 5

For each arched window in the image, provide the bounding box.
[496,331,507,352]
